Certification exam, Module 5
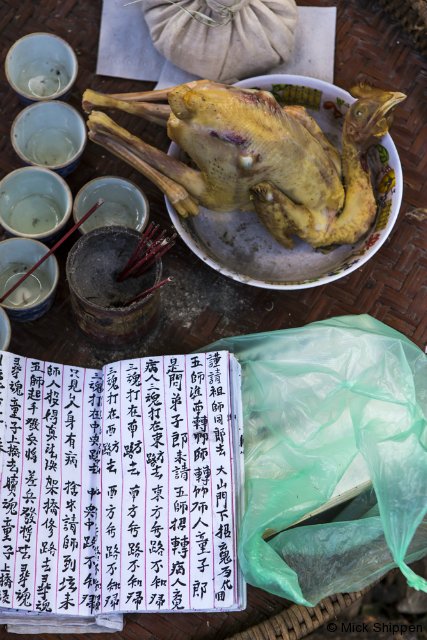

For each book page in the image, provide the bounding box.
[0,350,244,616]
[0,352,103,616]
[100,352,243,613]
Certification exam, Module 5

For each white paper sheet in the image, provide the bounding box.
[0,349,245,632]
[100,352,241,613]
[96,2,337,87]
[0,354,103,617]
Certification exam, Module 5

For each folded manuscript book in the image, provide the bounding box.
[0,350,245,633]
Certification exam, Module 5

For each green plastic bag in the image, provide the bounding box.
[202,315,427,605]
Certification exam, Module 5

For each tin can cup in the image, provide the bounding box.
[5,32,78,103]
[73,176,150,234]
[0,238,59,322]
[11,101,87,177]
[0,166,72,243]
[66,226,162,346]
[0,307,12,351]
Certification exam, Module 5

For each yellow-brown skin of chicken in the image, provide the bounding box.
[83,81,405,248]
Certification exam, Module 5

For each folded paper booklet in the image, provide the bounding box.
[0,350,245,632]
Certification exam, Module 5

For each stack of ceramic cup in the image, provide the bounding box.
[0,32,151,336]
[0,33,83,326]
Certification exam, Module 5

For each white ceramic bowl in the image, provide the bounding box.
[11,100,87,176]
[0,166,72,242]
[0,307,11,351]
[165,74,403,290]
[0,237,59,321]
[5,32,78,103]
[73,176,150,234]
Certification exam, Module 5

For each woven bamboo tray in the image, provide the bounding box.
[225,587,373,640]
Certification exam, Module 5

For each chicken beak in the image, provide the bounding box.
[370,91,406,138]
[376,91,406,117]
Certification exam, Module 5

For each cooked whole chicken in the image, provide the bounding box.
[82,80,405,248]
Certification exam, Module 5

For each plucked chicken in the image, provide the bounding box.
[82,80,405,248]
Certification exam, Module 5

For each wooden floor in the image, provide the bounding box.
[0,0,426,638]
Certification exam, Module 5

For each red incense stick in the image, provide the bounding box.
[126,276,173,306]
[0,199,104,305]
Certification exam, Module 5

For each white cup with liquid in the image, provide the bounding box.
[0,238,59,322]
[5,32,78,103]
[0,167,72,242]
[11,100,87,176]
[73,176,150,234]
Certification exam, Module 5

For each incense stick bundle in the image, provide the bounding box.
[117,222,176,282]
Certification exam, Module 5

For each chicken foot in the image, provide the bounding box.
[251,179,375,248]
[87,110,206,217]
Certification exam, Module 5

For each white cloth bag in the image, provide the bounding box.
[142,0,298,82]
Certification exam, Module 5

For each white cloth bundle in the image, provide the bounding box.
[142,0,298,82]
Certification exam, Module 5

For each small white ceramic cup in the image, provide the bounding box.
[0,167,72,242]
[11,101,87,176]
[0,307,11,351]
[0,237,59,321]
[5,32,78,103]
[73,176,150,234]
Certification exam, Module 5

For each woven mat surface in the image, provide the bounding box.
[1,0,425,366]
[376,0,427,55]
[0,0,426,638]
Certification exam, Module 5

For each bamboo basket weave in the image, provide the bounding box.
[376,0,427,55]
[225,587,372,640]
